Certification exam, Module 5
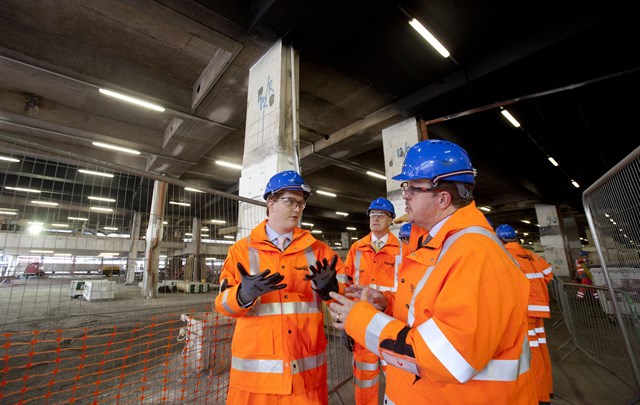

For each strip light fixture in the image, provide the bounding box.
[78,169,114,178]
[92,141,141,155]
[0,155,20,162]
[91,207,113,212]
[317,190,337,197]
[68,217,89,221]
[215,160,242,170]
[88,196,116,202]
[408,18,450,58]
[500,109,521,127]
[185,187,204,193]
[210,219,226,224]
[31,200,59,206]
[336,211,349,217]
[169,201,191,207]
[5,186,41,193]
[99,88,165,112]
[366,171,386,180]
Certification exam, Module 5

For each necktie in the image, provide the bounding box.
[374,240,383,252]
[276,235,287,251]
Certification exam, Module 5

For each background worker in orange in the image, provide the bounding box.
[327,139,537,404]
[214,170,347,405]
[496,223,555,405]
[575,251,598,300]
[342,197,404,405]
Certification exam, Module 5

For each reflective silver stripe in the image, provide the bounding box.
[528,304,550,312]
[355,374,379,388]
[365,312,393,357]
[248,242,260,275]
[371,284,395,292]
[291,351,327,374]
[303,247,321,303]
[542,266,553,276]
[525,273,544,279]
[220,288,236,314]
[337,274,349,283]
[248,301,322,316]
[528,329,536,337]
[535,326,545,333]
[355,360,379,371]
[232,351,326,375]
[473,338,530,381]
[407,265,435,326]
[538,337,547,344]
[384,393,396,404]
[529,340,540,347]
[354,250,362,284]
[232,356,283,373]
[417,318,477,383]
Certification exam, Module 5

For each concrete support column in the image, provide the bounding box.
[185,217,202,282]
[382,118,420,235]
[142,180,167,298]
[237,40,299,238]
[536,204,572,278]
[125,212,141,285]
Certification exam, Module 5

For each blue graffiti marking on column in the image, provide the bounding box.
[258,75,276,111]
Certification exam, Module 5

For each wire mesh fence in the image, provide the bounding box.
[0,140,353,403]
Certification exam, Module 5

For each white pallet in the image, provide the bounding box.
[83,280,116,301]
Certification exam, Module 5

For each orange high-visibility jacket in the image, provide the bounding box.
[344,232,406,292]
[345,203,537,404]
[504,242,553,318]
[214,220,347,396]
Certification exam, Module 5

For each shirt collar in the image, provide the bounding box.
[265,223,292,243]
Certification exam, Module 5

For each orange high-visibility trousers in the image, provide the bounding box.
[226,384,328,405]
[536,319,554,398]
[353,342,381,405]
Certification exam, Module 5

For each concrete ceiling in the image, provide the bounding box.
[0,0,639,240]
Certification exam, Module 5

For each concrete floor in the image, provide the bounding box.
[329,306,639,405]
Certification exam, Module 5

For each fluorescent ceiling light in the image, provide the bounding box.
[54,253,72,256]
[346,226,357,230]
[500,109,521,127]
[351,237,358,240]
[185,187,204,193]
[104,226,118,231]
[30,250,53,254]
[185,232,193,236]
[68,217,89,221]
[520,220,531,224]
[547,156,559,167]
[210,219,226,224]
[336,211,349,217]
[49,229,73,233]
[317,190,337,197]
[301,222,314,227]
[0,209,18,215]
[6,186,41,193]
[478,206,491,212]
[311,230,322,234]
[0,155,20,162]
[334,242,342,246]
[98,252,119,257]
[88,196,116,202]
[366,171,386,180]
[31,200,59,206]
[408,18,450,58]
[201,227,209,231]
[90,207,113,212]
[223,235,235,239]
[78,169,114,178]
[98,88,165,112]
[162,221,168,225]
[201,234,209,238]
[169,201,191,207]
[215,160,242,170]
[92,141,141,155]
[51,223,69,227]
[571,179,580,188]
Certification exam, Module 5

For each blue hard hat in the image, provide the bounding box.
[368,197,396,219]
[496,224,517,241]
[263,170,311,200]
[392,139,476,185]
[399,222,412,239]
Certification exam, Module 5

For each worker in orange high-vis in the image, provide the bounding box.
[327,139,537,404]
[398,222,412,252]
[497,223,554,405]
[342,197,407,405]
[575,251,598,300]
[214,170,348,405]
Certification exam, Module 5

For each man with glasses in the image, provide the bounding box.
[327,140,537,404]
[215,170,348,405]
[341,197,404,405]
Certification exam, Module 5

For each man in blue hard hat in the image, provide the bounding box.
[327,139,536,404]
[214,169,348,404]
[341,197,406,405]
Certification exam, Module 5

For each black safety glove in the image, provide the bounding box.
[237,263,286,305]
[340,330,354,352]
[304,254,339,300]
